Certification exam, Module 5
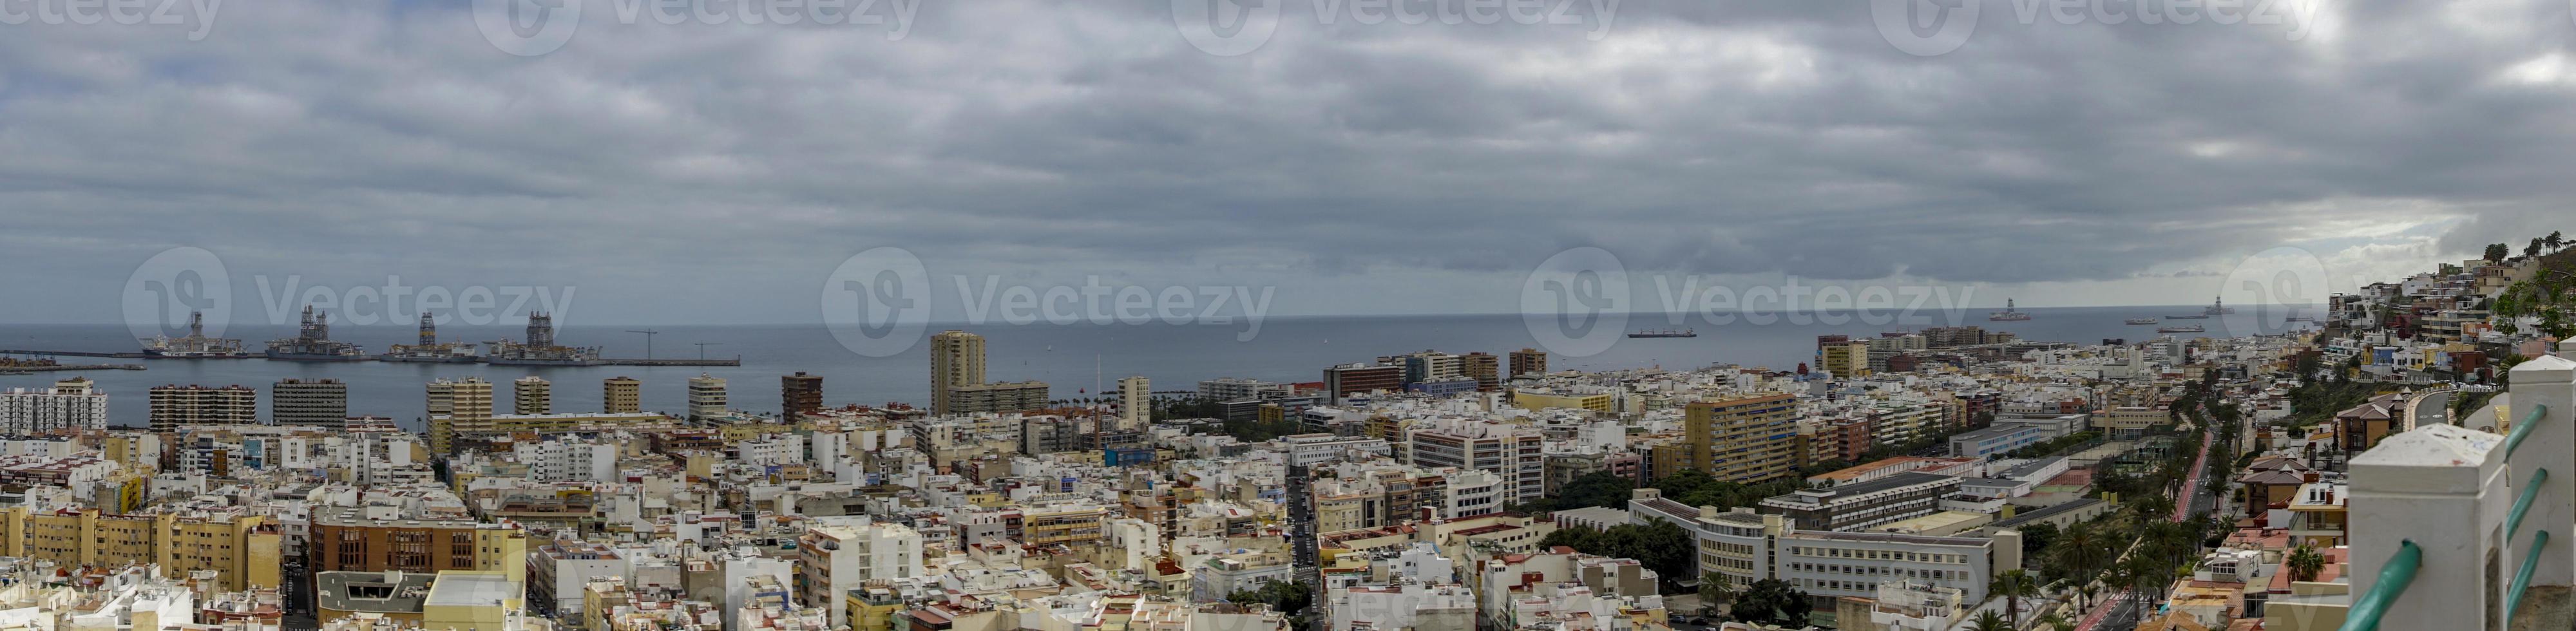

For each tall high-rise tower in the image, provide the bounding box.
[604,377,640,414]
[930,331,987,416]
[687,373,728,421]
[781,372,824,420]
[513,376,551,415]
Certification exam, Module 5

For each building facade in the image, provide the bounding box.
[271,378,348,427]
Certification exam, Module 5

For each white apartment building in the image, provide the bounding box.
[733,434,805,467]
[1440,468,1507,519]
[687,373,728,420]
[796,517,923,628]
[1406,418,1543,503]
[1279,434,1391,467]
[514,438,618,482]
[0,378,108,435]
[1695,507,2001,607]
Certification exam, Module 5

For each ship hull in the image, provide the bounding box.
[140,350,254,359]
[484,358,600,366]
[264,352,371,362]
[376,355,482,363]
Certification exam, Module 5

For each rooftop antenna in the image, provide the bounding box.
[625,330,660,359]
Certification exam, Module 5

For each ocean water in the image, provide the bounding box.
[0,306,2316,429]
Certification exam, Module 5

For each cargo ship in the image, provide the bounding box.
[1626,328,1698,338]
[139,311,252,358]
[483,312,603,366]
[2124,317,2159,325]
[378,313,482,363]
[1987,299,2032,321]
[265,306,369,361]
[2157,325,2206,334]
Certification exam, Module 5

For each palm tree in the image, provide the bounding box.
[2076,581,2100,612]
[1969,610,2012,631]
[2041,611,2077,631]
[1696,571,1738,616]
[2287,543,2326,582]
[2054,523,2110,581]
[1989,569,2039,628]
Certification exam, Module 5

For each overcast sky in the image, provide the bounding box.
[4,0,2571,325]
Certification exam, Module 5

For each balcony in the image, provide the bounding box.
[2339,343,2576,630]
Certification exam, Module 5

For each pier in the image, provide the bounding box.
[0,349,151,359]
[600,357,743,366]
[0,364,146,373]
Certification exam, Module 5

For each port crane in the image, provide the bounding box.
[626,330,659,359]
[693,342,723,361]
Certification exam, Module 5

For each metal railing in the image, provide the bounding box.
[2505,404,2549,458]
[2337,540,2421,631]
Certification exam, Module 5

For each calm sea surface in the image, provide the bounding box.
[0,306,2316,429]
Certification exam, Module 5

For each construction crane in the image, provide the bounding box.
[626,330,660,359]
[692,342,723,361]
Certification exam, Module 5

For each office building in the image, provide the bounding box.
[1509,348,1547,377]
[271,378,348,427]
[148,384,256,431]
[426,377,494,454]
[1757,471,1961,531]
[687,373,727,421]
[306,507,529,589]
[1199,378,1288,401]
[603,377,640,414]
[0,377,108,436]
[1683,393,1800,484]
[513,376,551,415]
[1323,364,1403,404]
[781,372,824,420]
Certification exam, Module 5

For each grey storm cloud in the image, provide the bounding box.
[2,0,2573,322]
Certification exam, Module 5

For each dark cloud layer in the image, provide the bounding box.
[1,0,2568,322]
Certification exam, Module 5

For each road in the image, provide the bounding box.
[2177,413,2215,522]
[2412,390,2453,429]
[2075,590,2146,631]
